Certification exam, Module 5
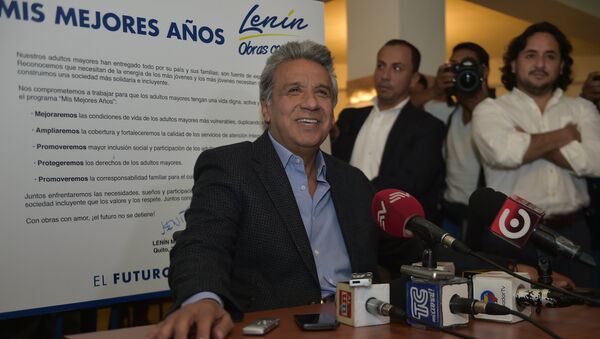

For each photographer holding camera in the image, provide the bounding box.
[581,71,600,110]
[411,42,492,247]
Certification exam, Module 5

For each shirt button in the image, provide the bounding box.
[314,250,319,256]
[300,185,306,191]
[295,158,301,164]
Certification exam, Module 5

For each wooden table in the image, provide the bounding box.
[66,303,600,338]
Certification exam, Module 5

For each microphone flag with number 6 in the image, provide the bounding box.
[469,187,596,267]
[489,195,544,248]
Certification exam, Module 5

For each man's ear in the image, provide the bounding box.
[560,60,564,75]
[409,71,420,88]
[482,64,490,80]
[260,101,271,124]
[511,60,516,73]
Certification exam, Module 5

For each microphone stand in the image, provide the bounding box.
[535,249,553,314]
[421,241,438,269]
[536,252,553,285]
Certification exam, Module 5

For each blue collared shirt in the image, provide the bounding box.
[269,133,351,297]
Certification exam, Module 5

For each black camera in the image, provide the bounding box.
[449,57,484,94]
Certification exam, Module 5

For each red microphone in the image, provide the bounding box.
[371,189,423,238]
[372,189,471,254]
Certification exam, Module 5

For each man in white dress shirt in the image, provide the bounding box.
[472,22,600,286]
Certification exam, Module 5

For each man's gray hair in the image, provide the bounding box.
[259,40,338,106]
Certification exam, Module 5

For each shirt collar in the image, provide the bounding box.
[268,131,327,180]
[512,87,564,106]
[373,96,410,113]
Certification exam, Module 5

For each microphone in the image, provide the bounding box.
[472,270,532,323]
[372,189,471,254]
[472,270,584,323]
[469,187,596,268]
[449,295,511,316]
[515,288,584,308]
[470,271,575,338]
[335,282,391,327]
[405,274,470,327]
[365,297,406,318]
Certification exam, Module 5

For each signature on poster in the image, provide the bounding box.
[161,210,186,235]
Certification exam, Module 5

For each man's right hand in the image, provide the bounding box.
[409,64,456,107]
[433,63,456,96]
[146,299,234,339]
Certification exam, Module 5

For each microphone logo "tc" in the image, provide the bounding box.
[409,287,429,319]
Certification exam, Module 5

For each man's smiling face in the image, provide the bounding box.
[261,58,334,155]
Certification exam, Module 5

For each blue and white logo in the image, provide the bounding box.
[237,4,309,56]
[410,286,429,319]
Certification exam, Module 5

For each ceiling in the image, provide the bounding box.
[452,0,600,57]
[325,0,600,65]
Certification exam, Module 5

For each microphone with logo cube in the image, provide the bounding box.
[472,271,532,323]
[405,275,470,328]
[335,280,391,327]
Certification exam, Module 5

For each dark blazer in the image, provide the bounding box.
[331,102,446,220]
[169,132,382,316]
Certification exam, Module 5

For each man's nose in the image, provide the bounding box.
[534,56,545,68]
[381,67,392,79]
[302,92,319,109]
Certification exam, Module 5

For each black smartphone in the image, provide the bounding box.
[294,313,339,331]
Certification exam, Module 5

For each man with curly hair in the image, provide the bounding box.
[472,22,600,286]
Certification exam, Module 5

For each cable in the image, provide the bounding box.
[468,250,600,306]
[407,316,477,339]
[367,298,476,339]
[449,294,562,339]
[508,309,562,339]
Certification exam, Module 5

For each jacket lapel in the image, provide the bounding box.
[250,132,320,285]
[380,102,415,169]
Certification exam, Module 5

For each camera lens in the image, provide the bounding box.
[452,57,483,94]
[456,70,480,93]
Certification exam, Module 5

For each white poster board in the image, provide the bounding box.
[0,0,324,319]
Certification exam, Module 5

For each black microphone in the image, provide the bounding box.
[449,294,511,316]
[469,187,596,268]
[365,297,406,318]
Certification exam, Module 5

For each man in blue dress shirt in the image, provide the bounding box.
[148,40,419,339]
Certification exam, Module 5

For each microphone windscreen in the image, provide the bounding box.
[371,189,424,238]
[468,187,506,230]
